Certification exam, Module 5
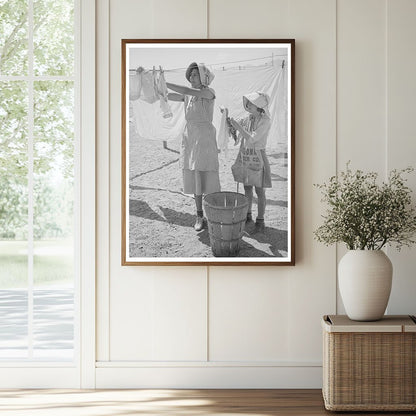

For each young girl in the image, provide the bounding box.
[229,92,272,233]
[166,63,221,231]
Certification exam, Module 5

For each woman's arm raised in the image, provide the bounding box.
[167,92,184,102]
[166,82,214,100]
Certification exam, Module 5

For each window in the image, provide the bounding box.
[0,0,78,362]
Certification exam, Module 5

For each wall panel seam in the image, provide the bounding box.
[335,0,339,314]
[106,0,111,362]
[207,266,210,362]
[385,0,389,176]
[207,0,210,39]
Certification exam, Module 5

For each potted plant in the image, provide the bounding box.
[314,164,416,321]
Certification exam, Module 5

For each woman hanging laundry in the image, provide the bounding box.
[166,62,221,231]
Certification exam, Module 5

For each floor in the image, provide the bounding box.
[0,389,414,416]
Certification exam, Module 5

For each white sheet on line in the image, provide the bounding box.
[129,62,288,149]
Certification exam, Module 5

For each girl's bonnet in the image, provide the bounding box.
[243,91,271,118]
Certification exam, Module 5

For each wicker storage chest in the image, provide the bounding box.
[322,315,416,411]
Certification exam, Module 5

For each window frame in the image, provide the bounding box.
[0,0,96,388]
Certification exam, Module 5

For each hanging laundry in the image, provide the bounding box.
[138,67,159,104]
[157,69,173,119]
[130,67,173,119]
[218,106,239,154]
[218,107,229,154]
[130,63,287,148]
[129,71,142,100]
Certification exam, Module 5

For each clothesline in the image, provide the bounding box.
[128,54,287,73]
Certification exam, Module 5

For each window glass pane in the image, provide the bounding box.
[0,0,28,76]
[0,81,28,243]
[33,288,74,360]
[33,81,74,251]
[0,289,28,359]
[0,81,28,359]
[33,0,74,76]
[33,80,74,359]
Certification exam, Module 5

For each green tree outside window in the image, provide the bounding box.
[1,0,75,288]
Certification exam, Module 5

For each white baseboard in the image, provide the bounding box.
[96,365,323,389]
[0,364,323,389]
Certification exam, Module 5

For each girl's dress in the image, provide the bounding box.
[181,87,221,195]
[242,114,272,188]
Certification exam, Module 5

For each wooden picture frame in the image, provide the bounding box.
[122,39,295,265]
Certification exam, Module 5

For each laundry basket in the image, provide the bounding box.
[203,192,248,257]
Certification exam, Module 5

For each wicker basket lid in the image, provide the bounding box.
[322,315,416,333]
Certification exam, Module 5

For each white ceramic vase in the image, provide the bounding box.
[338,250,393,321]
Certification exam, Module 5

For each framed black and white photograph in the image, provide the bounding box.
[122,39,295,265]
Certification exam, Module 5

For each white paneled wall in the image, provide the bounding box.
[95,0,416,388]
[386,0,416,314]
[110,267,207,361]
[337,0,387,172]
[209,0,290,37]
[209,268,290,362]
[336,0,388,312]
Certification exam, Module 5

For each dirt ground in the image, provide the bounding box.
[128,124,289,259]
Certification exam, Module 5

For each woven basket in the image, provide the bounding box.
[322,315,416,411]
[203,192,248,257]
